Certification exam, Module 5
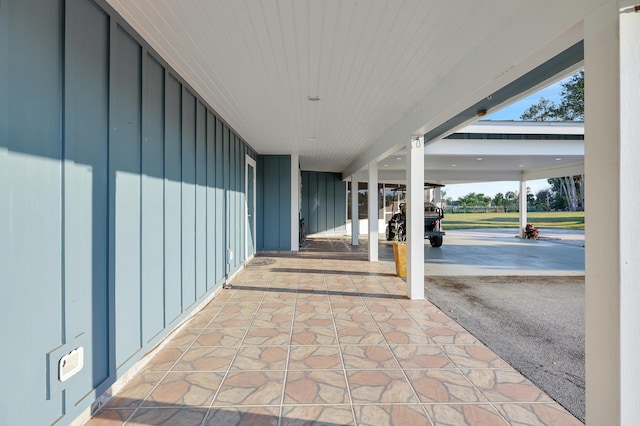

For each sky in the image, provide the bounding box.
[442,76,572,201]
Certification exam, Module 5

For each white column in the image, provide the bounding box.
[585,3,640,425]
[291,154,299,251]
[519,180,527,238]
[406,136,424,299]
[368,161,378,261]
[351,176,359,246]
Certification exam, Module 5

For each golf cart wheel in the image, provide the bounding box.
[386,226,394,241]
[398,226,406,242]
[430,236,443,247]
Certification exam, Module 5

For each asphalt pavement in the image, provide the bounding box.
[379,228,586,422]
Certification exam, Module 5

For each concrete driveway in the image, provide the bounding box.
[379,228,586,422]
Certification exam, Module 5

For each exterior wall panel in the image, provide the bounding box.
[64,0,110,405]
[181,89,196,309]
[215,118,225,283]
[223,126,230,274]
[111,25,143,367]
[164,73,183,324]
[196,101,207,297]
[0,1,65,424]
[0,1,260,423]
[206,111,217,288]
[257,155,291,251]
[301,171,346,234]
[141,52,165,343]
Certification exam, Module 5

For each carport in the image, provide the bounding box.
[348,119,585,240]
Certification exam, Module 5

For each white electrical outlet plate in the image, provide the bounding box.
[59,347,84,382]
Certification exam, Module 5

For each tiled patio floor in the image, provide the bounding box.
[88,236,581,425]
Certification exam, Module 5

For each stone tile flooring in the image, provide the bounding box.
[87,237,581,425]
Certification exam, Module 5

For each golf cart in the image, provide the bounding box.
[385,184,446,247]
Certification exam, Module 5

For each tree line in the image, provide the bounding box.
[444,178,584,213]
[520,70,584,211]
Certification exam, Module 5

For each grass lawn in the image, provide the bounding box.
[442,211,584,230]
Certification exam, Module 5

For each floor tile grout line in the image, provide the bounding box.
[277,257,302,426]
[359,282,434,424]
[326,257,358,425]
[199,279,273,426]
[120,294,241,425]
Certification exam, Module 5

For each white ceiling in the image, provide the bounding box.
[106,0,602,176]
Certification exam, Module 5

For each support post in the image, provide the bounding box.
[368,162,378,261]
[519,180,527,238]
[291,154,299,251]
[584,2,640,424]
[351,176,359,246]
[406,136,424,299]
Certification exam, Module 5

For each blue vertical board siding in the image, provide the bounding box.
[223,127,230,273]
[141,52,165,343]
[300,172,346,234]
[262,157,279,249]
[229,134,236,270]
[301,172,309,229]
[257,155,291,251]
[318,173,327,232]
[327,175,335,230]
[247,159,256,256]
[308,172,318,233]
[164,74,182,323]
[256,157,264,251]
[63,0,110,404]
[235,135,242,270]
[235,135,241,269]
[239,142,243,262]
[181,89,196,309]
[279,157,292,245]
[111,25,142,367]
[206,112,216,288]
[0,0,64,423]
[0,0,259,423]
[215,118,225,283]
[325,175,337,231]
[335,179,347,230]
[195,102,207,297]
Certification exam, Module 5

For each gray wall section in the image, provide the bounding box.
[0,0,257,424]
[302,171,347,234]
[0,0,65,423]
[164,73,183,324]
[257,155,292,251]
